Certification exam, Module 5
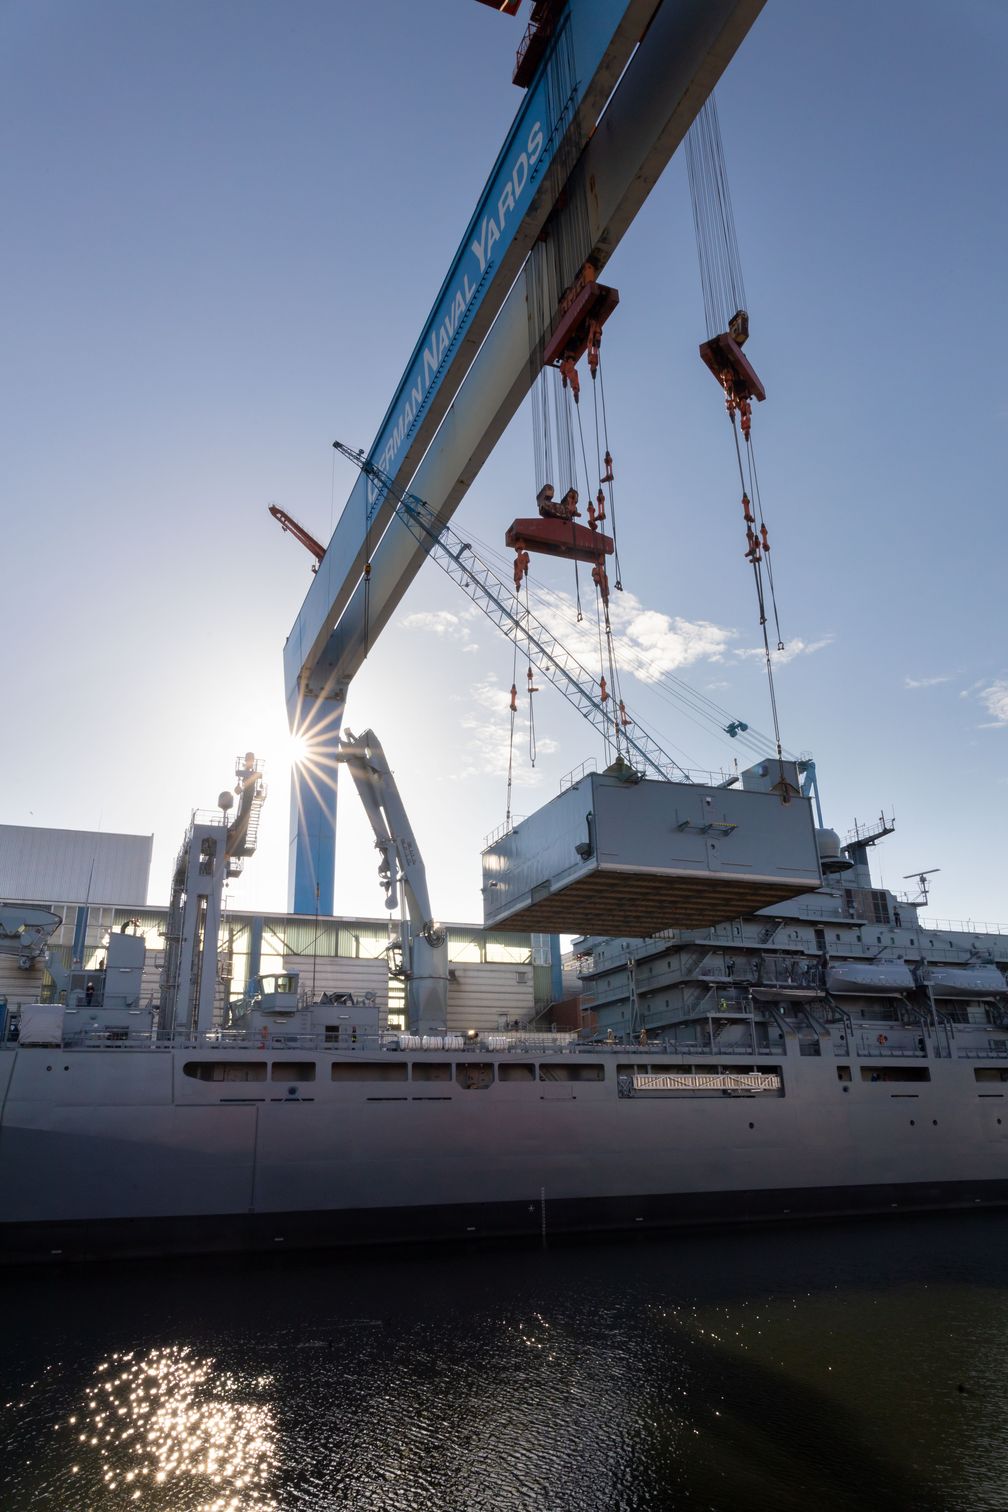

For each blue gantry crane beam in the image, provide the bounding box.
[284,0,765,913]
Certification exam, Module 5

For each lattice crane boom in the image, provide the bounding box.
[332,442,691,785]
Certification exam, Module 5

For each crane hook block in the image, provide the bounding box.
[698,330,766,405]
[537,484,580,521]
[506,517,614,565]
[543,276,619,370]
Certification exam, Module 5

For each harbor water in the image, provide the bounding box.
[2,1212,1007,1511]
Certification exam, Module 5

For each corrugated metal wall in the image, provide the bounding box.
[0,827,152,906]
[0,894,542,1035]
[0,953,48,1014]
[447,962,535,1032]
[282,955,388,1010]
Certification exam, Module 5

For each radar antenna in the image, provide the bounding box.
[902,868,940,907]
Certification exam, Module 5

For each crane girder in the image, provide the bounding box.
[286,0,660,708]
[286,0,764,714]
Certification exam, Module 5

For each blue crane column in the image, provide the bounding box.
[287,693,345,915]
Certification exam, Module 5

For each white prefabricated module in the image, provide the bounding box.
[481,764,822,935]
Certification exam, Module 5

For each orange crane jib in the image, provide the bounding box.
[698,330,766,405]
[268,504,326,567]
[543,280,619,370]
[505,517,614,565]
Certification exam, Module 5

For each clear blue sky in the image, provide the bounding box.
[2,0,1005,928]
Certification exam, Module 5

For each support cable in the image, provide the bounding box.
[596,358,623,590]
[332,443,692,784]
[432,514,787,765]
[686,92,789,770]
[505,594,520,829]
[730,415,783,760]
[745,429,783,650]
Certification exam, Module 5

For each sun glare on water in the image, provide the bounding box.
[63,1345,276,1508]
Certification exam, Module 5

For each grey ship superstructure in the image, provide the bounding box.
[576,810,1008,1061]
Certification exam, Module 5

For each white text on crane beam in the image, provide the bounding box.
[374,120,544,491]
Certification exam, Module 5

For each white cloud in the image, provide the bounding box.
[734,635,834,664]
[400,610,463,635]
[904,674,951,690]
[508,586,737,685]
[979,679,1008,727]
[614,600,736,678]
[454,677,558,781]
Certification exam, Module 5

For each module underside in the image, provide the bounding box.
[489,871,814,936]
[482,770,822,936]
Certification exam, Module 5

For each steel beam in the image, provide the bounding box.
[286,0,660,711]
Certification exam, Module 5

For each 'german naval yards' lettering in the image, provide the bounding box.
[373,119,544,493]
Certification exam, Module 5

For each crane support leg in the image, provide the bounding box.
[288,692,345,914]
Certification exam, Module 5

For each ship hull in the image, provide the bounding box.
[3,1043,1008,1263]
[5,1180,1008,1266]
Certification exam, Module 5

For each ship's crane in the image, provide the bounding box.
[268,504,326,572]
[0,904,61,970]
[335,729,448,1033]
[332,441,691,785]
[160,753,267,1039]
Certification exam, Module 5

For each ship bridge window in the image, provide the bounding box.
[457,1062,495,1090]
[498,1063,535,1082]
[975,1068,1008,1083]
[539,1064,605,1082]
[412,1062,451,1082]
[184,1061,266,1083]
[331,1062,407,1082]
[271,1061,316,1082]
[859,1066,930,1083]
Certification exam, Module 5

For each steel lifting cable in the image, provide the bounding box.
[595,356,623,591]
[685,94,747,340]
[457,517,786,766]
[554,366,587,623]
[523,570,538,765]
[573,374,626,760]
[363,488,373,658]
[686,92,789,769]
[744,428,783,650]
[505,597,520,830]
[730,413,783,761]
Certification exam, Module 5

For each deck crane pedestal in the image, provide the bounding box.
[335,730,449,1034]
